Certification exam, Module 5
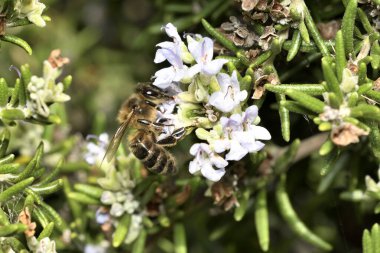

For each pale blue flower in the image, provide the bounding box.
[153,24,228,89]
[153,23,189,89]
[189,143,228,181]
[212,105,271,161]
[95,208,111,225]
[84,133,109,165]
[187,36,228,76]
[209,71,248,113]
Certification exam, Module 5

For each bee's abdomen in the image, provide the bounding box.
[130,132,177,174]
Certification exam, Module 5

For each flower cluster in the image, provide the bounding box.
[153,23,228,91]
[27,50,70,118]
[14,0,47,27]
[152,24,271,182]
[190,105,271,181]
[26,236,57,253]
[95,154,144,245]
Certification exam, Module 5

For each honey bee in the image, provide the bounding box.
[103,83,188,174]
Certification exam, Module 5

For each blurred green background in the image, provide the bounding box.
[1,0,234,135]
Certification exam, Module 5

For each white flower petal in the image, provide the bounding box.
[238,90,248,101]
[200,163,226,182]
[209,92,235,113]
[185,64,201,79]
[201,37,215,62]
[153,67,176,89]
[216,73,231,90]
[213,139,230,153]
[250,125,272,140]
[243,105,258,122]
[154,47,183,68]
[210,154,228,168]
[162,23,182,42]
[189,143,200,155]
[189,160,201,174]
[250,141,266,152]
[110,202,124,217]
[100,191,115,204]
[187,36,202,63]
[202,59,229,75]
[225,140,248,161]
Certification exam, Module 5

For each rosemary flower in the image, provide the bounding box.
[189,143,228,182]
[209,71,248,113]
[14,0,46,27]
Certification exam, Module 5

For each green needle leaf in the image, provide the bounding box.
[303,4,330,57]
[285,89,325,113]
[0,128,11,158]
[174,223,187,253]
[367,121,380,163]
[287,30,302,62]
[341,0,357,56]
[39,201,66,232]
[363,229,373,253]
[322,57,343,102]
[370,41,380,70]
[249,50,273,69]
[0,223,28,236]
[335,31,346,82]
[298,19,310,44]
[13,142,44,183]
[30,179,63,195]
[32,207,50,228]
[276,174,333,251]
[132,229,147,253]
[0,78,9,107]
[371,224,380,253]
[358,8,374,34]
[254,187,270,252]
[73,183,104,199]
[277,94,290,142]
[234,189,251,221]
[37,222,55,240]
[67,192,100,205]
[350,104,380,121]
[265,83,325,96]
[0,177,34,203]
[0,35,32,55]
[318,153,348,194]
[113,214,132,248]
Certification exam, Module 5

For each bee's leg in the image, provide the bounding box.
[136,119,175,138]
[156,126,191,147]
[136,119,174,129]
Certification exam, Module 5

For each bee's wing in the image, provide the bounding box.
[101,111,134,165]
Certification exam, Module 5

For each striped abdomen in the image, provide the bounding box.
[129,131,177,174]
